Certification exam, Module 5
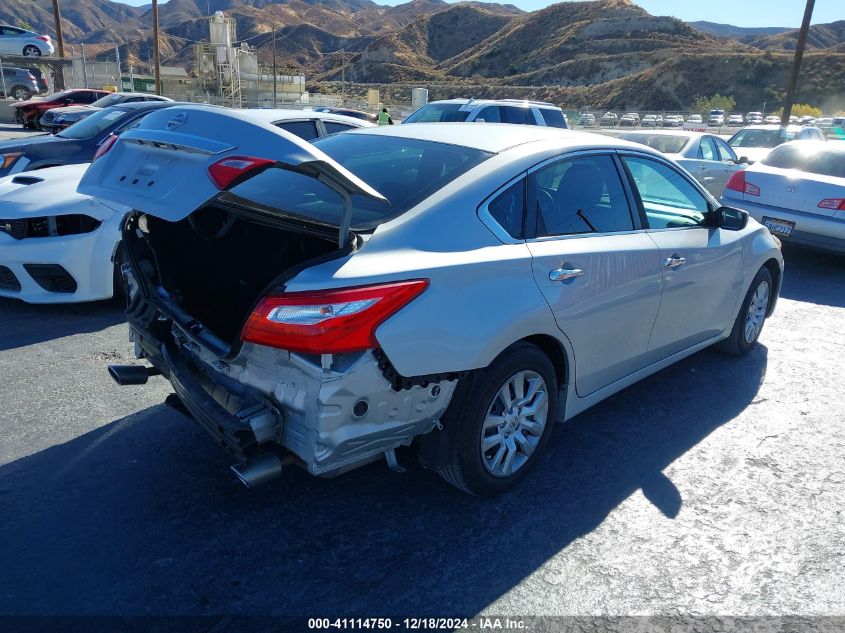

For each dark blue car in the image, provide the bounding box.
[0,101,180,178]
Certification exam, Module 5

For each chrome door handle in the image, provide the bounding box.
[550,268,584,281]
[663,256,686,269]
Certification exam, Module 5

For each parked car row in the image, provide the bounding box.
[586,110,828,129]
[13,95,845,498]
[1,65,49,100]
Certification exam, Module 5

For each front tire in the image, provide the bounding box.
[716,267,773,356]
[437,342,558,497]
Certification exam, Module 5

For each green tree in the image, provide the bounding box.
[691,94,737,114]
[17,20,33,30]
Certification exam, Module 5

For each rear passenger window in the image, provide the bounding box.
[713,137,736,162]
[529,155,634,236]
[324,122,356,135]
[476,106,502,123]
[276,120,319,141]
[502,107,531,125]
[487,179,525,239]
[623,156,709,229]
[540,109,567,129]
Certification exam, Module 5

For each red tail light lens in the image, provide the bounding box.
[36,35,50,42]
[725,170,760,196]
[241,280,428,354]
[818,198,845,210]
[208,156,275,190]
[93,134,118,162]
[725,170,745,193]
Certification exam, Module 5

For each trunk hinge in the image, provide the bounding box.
[318,173,353,249]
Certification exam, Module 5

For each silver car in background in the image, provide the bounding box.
[619,130,746,196]
[722,141,845,254]
[728,124,827,164]
[0,25,54,57]
[79,108,783,497]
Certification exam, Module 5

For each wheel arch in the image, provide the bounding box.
[761,257,782,316]
[519,334,569,389]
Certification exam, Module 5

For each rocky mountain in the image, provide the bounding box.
[689,21,790,40]
[2,0,844,111]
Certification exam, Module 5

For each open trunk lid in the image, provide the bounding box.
[77,105,386,244]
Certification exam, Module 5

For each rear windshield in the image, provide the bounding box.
[620,133,689,154]
[91,93,128,108]
[403,104,471,123]
[221,135,492,230]
[762,145,845,178]
[57,108,127,139]
[729,128,797,149]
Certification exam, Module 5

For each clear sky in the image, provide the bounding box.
[117,0,842,28]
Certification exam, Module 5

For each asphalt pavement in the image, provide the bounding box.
[0,244,843,623]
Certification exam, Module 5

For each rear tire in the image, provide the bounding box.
[112,243,127,304]
[23,45,41,57]
[437,342,558,497]
[715,267,773,356]
[11,86,31,100]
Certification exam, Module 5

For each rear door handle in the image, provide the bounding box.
[550,268,584,281]
[663,256,686,269]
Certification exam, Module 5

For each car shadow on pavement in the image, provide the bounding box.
[0,345,767,617]
[778,245,845,309]
[0,297,125,351]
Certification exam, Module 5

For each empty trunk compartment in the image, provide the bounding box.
[135,202,342,347]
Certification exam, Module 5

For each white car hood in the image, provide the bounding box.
[0,163,123,220]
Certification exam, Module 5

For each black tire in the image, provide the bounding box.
[437,342,558,497]
[15,109,24,125]
[112,242,127,304]
[23,45,41,57]
[31,113,43,130]
[716,267,773,356]
[11,85,31,100]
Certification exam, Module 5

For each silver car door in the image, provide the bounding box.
[525,152,662,397]
[620,153,745,360]
[0,27,13,54]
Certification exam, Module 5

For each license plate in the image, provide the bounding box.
[762,216,795,238]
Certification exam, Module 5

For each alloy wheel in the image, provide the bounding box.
[744,280,770,344]
[23,46,41,57]
[480,370,549,477]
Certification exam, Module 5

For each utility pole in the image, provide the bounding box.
[52,0,66,57]
[115,44,122,90]
[272,28,277,107]
[81,43,88,88]
[781,0,815,126]
[152,0,162,95]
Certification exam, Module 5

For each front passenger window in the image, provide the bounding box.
[623,156,709,229]
[529,155,634,236]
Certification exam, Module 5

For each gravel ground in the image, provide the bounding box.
[0,245,843,622]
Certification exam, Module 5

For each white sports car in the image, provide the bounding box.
[0,164,128,303]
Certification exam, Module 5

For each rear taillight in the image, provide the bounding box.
[27,74,36,81]
[725,171,759,196]
[208,155,275,190]
[241,280,428,354]
[818,198,845,210]
[93,134,118,162]
[36,35,50,42]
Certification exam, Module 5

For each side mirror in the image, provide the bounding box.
[736,156,749,165]
[715,206,748,231]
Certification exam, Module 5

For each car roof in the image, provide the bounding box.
[240,108,372,127]
[347,122,648,154]
[110,101,182,111]
[774,140,845,154]
[620,129,704,139]
[424,98,558,109]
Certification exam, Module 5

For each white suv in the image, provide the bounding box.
[403,99,568,129]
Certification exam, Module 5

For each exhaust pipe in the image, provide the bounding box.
[108,364,161,386]
[231,453,283,487]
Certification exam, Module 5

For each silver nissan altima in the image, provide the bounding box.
[78,106,784,497]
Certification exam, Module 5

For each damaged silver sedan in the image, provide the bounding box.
[79,105,783,496]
